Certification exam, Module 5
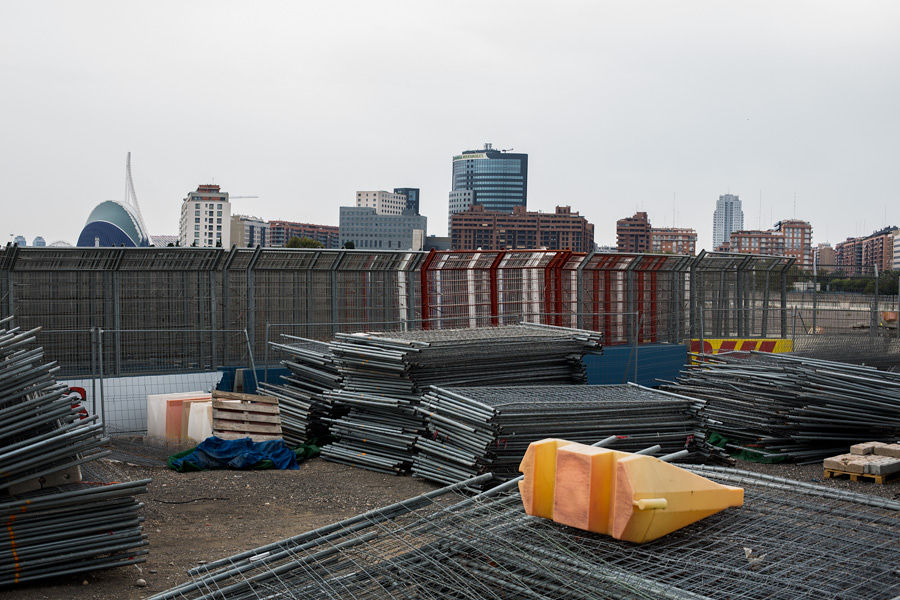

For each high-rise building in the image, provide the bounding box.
[267,221,339,248]
[32,236,46,247]
[230,215,268,248]
[178,184,231,248]
[450,205,594,252]
[712,194,744,248]
[12,235,26,247]
[393,188,420,215]
[650,228,698,255]
[835,226,897,275]
[448,144,528,225]
[616,212,651,253]
[339,207,426,251]
[774,219,814,267]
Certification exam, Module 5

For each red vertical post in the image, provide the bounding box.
[636,271,645,343]
[649,270,658,342]
[419,249,437,330]
[604,270,613,342]
[489,251,505,326]
[543,252,559,324]
[591,267,600,332]
[554,251,571,326]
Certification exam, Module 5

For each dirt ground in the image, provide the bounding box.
[1,448,897,600]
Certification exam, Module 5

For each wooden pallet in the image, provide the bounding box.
[211,391,283,442]
[823,468,898,484]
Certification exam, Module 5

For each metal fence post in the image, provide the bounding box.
[872,265,879,337]
[791,307,797,344]
[264,322,271,383]
[634,313,641,384]
[243,328,259,391]
[90,326,98,417]
[98,328,106,436]
[812,266,818,335]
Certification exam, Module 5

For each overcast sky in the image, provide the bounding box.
[2,1,898,250]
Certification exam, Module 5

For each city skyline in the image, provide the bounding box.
[3,2,898,251]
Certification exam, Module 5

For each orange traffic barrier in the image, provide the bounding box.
[519,439,743,543]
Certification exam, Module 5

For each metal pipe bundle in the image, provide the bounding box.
[259,337,343,445]
[152,466,900,600]
[321,325,602,473]
[662,352,900,460]
[0,479,150,585]
[0,318,149,585]
[412,384,707,484]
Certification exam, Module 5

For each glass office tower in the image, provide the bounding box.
[448,143,528,222]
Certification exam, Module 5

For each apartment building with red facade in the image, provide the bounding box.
[650,228,698,255]
[450,205,594,252]
[835,226,897,275]
[718,219,813,267]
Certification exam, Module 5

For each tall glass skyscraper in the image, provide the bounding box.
[448,143,528,223]
[712,194,744,249]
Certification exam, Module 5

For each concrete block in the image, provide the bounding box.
[823,454,867,474]
[850,441,888,455]
[865,456,900,476]
[873,443,900,459]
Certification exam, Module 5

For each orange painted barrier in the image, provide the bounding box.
[519,439,743,543]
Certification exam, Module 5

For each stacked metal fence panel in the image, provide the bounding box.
[319,325,601,473]
[412,384,703,484]
[0,318,149,585]
[257,337,342,446]
[152,468,900,600]
[662,352,900,460]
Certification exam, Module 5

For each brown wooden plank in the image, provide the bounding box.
[212,400,280,414]
[212,391,278,404]
[214,412,282,425]
[214,421,282,434]
[214,431,283,442]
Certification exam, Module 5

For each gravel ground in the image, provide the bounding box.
[0,448,897,600]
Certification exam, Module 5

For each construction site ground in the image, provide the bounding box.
[2,441,898,600]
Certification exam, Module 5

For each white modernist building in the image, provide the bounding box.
[355,190,408,216]
[178,185,231,248]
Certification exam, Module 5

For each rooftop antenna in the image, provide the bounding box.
[672,192,676,227]
[758,190,762,229]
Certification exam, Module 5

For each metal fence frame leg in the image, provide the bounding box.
[244,328,259,391]
[98,328,106,437]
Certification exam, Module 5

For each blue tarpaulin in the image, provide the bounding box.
[168,436,300,472]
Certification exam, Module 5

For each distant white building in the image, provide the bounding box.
[712,194,744,249]
[178,185,231,248]
[355,190,408,216]
[894,231,900,271]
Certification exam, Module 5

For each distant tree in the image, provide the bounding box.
[166,242,175,247]
[286,236,325,248]
[342,241,355,249]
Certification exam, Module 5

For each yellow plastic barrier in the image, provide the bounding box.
[519,439,744,543]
